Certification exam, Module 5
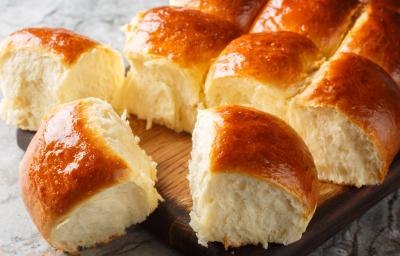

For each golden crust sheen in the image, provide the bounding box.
[3,28,98,65]
[212,31,322,88]
[368,0,400,13]
[303,53,400,180]
[340,2,400,86]
[174,0,269,32]
[250,0,360,55]
[19,101,128,239]
[125,6,241,67]
[210,105,318,214]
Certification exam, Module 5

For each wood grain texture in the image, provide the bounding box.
[17,116,400,256]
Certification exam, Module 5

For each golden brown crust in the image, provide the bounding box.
[210,105,318,214]
[367,0,400,13]
[4,28,98,65]
[124,6,241,67]
[303,53,400,180]
[250,0,360,56]
[339,2,400,86]
[172,0,268,32]
[19,101,128,239]
[212,32,323,88]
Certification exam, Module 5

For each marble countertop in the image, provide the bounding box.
[0,1,399,255]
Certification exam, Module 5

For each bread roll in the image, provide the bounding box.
[250,0,361,56]
[189,105,318,248]
[205,31,323,119]
[121,6,240,133]
[338,1,400,86]
[20,98,161,253]
[169,0,268,32]
[288,53,400,187]
[0,28,125,131]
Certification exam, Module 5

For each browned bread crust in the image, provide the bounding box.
[3,28,98,65]
[339,2,400,86]
[171,0,268,32]
[250,0,360,56]
[211,31,323,88]
[125,6,241,67]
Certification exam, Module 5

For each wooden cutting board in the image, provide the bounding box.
[17,116,400,256]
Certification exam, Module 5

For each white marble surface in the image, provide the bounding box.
[0,1,399,255]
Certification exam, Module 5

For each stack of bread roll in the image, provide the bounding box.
[0,0,399,253]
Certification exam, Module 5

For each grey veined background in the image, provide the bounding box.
[0,0,399,255]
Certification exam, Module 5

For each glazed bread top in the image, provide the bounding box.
[300,53,400,179]
[211,31,323,88]
[124,6,241,68]
[339,2,400,85]
[369,0,400,12]
[19,101,129,238]
[210,105,318,213]
[250,0,360,56]
[170,0,268,32]
[2,28,98,65]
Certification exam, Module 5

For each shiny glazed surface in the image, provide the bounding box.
[250,0,360,55]
[20,101,127,237]
[174,0,268,32]
[210,105,318,212]
[304,53,400,178]
[212,31,322,87]
[4,28,98,65]
[125,6,241,67]
[370,0,400,12]
[340,3,400,85]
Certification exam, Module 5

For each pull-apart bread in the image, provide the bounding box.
[121,6,240,133]
[0,28,125,131]
[189,105,318,248]
[205,33,400,187]
[205,0,400,187]
[251,0,400,85]
[169,0,269,32]
[20,98,161,253]
[7,0,400,253]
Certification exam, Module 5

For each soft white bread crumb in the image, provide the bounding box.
[20,98,161,253]
[190,173,310,248]
[51,181,157,251]
[0,41,125,131]
[116,52,202,133]
[287,97,382,187]
[205,74,294,120]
